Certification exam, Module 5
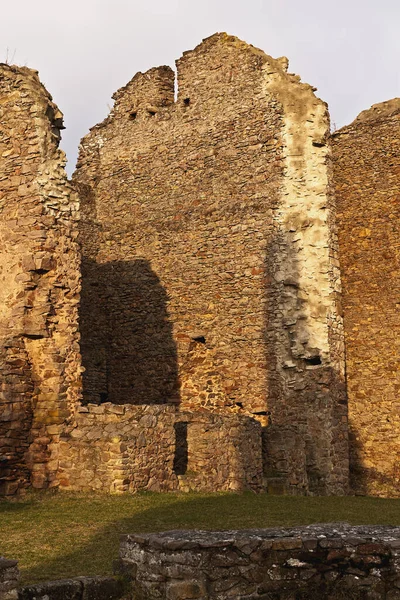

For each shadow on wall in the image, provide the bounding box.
[263,226,349,496]
[348,426,400,496]
[0,338,34,495]
[79,258,180,406]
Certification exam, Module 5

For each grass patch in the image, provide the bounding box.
[1,491,400,584]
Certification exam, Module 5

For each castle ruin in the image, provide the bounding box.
[0,33,399,497]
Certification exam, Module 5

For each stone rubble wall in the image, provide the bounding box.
[0,559,123,600]
[58,404,178,492]
[119,525,400,600]
[0,65,81,494]
[0,559,19,600]
[18,576,124,600]
[73,33,348,495]
[181,411,262,493]
[261,45,348,496]
[57,403,262,493]
[332,100,400,496]
[3,35,399,498]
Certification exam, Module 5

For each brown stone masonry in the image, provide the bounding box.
[74,33,348,495]
[332,99,400,497]
[0,65,81,494]
[5,34,400,498]
[57,403,262,493]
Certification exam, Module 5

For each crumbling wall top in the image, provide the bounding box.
[111,66,175,119]
[81,32,293,138]
[333,98,400,137]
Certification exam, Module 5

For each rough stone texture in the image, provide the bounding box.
[18,576,124,600]
[119,525,400,599]
[0,558,19,600]
[0,558,124,600]
[0,65,81,495]
[57,403,262,492]
[1,34,398,498]
[332,99,400,497]
[73,33,348,495]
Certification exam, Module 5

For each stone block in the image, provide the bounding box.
[166,580,207,600]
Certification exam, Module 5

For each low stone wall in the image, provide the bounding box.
[0,558,19,600]
[58,404,177,492]
[119,525,400,599]
[0,560,123,600]
[19,576,123,600]
[180,411,262,493]
[57,403,262,493]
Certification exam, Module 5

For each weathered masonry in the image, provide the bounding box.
[74,33,348,496]
[332,100,400,497]
[119,525,400,600]
[4,525,400,600]
[0,65,81,495]
[0,34,399,498]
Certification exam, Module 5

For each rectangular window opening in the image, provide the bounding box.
[173,421,188,475]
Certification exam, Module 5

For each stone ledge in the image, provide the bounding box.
[123,523,400,549]
[120,525,400,599]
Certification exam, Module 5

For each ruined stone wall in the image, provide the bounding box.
[120,525,400,600]
[2,39,400,500]
[74,33,348,495]
[332,100,400,497]
[57,404,262,493]
[0,65,81,494]
[0,557,123,600]
[0,558,18,600]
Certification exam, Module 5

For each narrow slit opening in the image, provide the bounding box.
[173,422,188,475]
[99,392,109,403]
[304,356,322,366]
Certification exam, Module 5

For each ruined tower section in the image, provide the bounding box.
[332,100,400,496]
[74,34,348,495]
[261,52,348,495]
[0,65,81,494]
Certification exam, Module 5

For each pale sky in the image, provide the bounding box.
[1,0,399,175]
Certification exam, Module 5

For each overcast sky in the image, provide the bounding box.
[1,0,399,175]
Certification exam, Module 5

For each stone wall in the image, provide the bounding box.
[19,576,123,600]
[120,525,400,599]
[0,559,18,600]
[0,559,123,600]
[6,524,400,600]
[332,99,400,496]
[73,33,348,495]
[57,403,262,493]
[5,35,400,499]
[0,65,81,494]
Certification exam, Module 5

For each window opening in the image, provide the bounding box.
[99,392,109,403]
[304,355,322,366]
[173,422,188,475]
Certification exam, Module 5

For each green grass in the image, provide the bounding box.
[1,491,400,584]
